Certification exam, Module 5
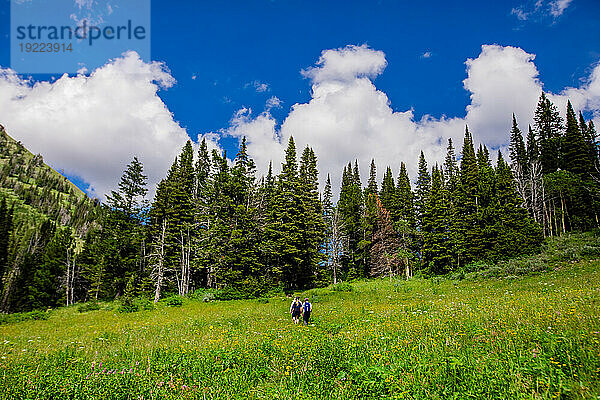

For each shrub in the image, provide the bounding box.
[256,298,269,304]
[332,282,353,292]
[117,297,154,313]
[0,310,50,325]
[77,302,100,313]
[449,271,465,281]
[163,296,184,307]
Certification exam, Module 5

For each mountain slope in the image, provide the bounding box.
[0,125,100,312]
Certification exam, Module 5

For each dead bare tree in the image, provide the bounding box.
[328,207,347,284]
[176,226,192,296]
[150,219,167,303]
[370,195,400,278]
[64,246,76,306]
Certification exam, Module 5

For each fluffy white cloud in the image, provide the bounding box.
[0,51,203,199]
[223,44,600,197]
[301,44,387,84]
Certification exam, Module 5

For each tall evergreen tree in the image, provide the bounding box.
[396,162,415,228]
[509,114,528,172]
[379,166,396,215]
[338,162,364,278]
[534,92,563,174]
[0,198,13,290]
[414,151,431,231]
[563,101,588,175]
[457,126,479,265]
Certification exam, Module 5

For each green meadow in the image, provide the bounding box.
[1,234,600,399]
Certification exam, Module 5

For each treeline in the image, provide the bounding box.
[0,93,598,312]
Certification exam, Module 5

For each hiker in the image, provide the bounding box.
[302,298,312,325]
[290,296,302,324]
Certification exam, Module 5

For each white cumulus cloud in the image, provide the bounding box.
[222,44,600,197]
[0,51,209,200]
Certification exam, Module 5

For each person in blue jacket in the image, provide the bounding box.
[302,298,312,325]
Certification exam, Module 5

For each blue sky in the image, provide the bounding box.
[0,0,599,198]
[149,0,599,136]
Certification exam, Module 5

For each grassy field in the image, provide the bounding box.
[1,236,600,399]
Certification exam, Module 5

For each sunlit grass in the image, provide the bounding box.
[1,258,599,399]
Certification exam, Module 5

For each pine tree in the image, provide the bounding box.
[442,139,460,270]
[492,152,543,259]
[322,174,334,282]
[395,162,417,278]
[396,162,415,228]
[414,151,431,231]
[457,126,479,266]
[366,159,377,195]
[298,146,325,285]
[265,137,305,287]
[337,162,363,278]
[563,101,588,175]
[422,165,452,274]
[362,159,379,277]
[509,114,528,175]
[0,198,13,290]
[380,166,396,215]
[102,157,149,298]
[534,92,563,174]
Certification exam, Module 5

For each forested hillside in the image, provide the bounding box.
[0,126,99,312]
[0,92,598,314]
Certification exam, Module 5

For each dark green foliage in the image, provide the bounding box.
[331,282,353,292]
[337,162,364,278]
[163,295,184,307]
[3,92,599,314]
[414,151,431,231]
[77,301,100,313]
[422,165,453,274]
[563,101,589,176]
[116,296,154,313]
[0,309,49,325]
[534,92,563,174]
[509,114,528,176]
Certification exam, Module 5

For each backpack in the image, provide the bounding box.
[292,301,301,311]
[303,302,311,313]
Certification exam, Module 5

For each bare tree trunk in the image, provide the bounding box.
[560,192,566,234]
[152,220,167,303]
[330,208,346,285]
[65,249,71,306]
[177,227,191,297]
[94,257,104,301]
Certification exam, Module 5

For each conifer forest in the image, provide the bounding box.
[0,93,598,313]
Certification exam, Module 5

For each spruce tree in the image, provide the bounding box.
[265,137,305,287]
[338,162,364,278]
[379,166,397,218]
[0,198,13,289]
[509,114,528,182]
[457,126,479,266]
[422,165,452,274]
[396,162,415,228]
[534,92,563,174]
[563,101,588,175]
[414,151,431,231]
[493,152,543,259]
